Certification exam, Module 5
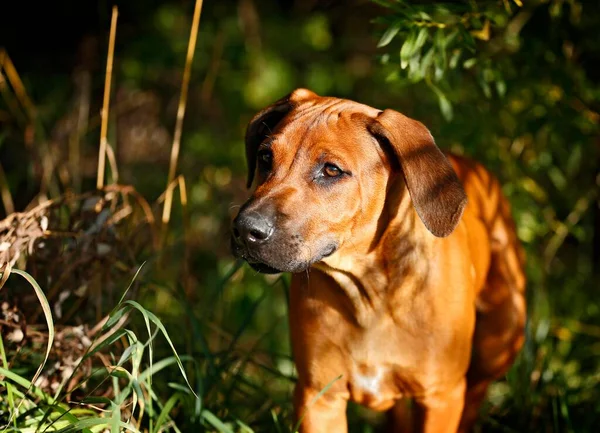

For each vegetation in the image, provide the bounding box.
[1,0,599,431]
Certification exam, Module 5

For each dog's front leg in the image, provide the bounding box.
[411,378,466,433]
[293,382,348,433]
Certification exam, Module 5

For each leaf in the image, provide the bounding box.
[471,19,490,41]
[548,167,567,191]
[420,46,435,77]
[202,409,235,433]
[463,58,477,69]
[479,77,492,98]
[377,23,401,48]
[566,144,582,176]
[109,366,130,379]
[400,29,418,67]
[81,396,113,405]
[413,27,429,53]
[496,79,507,98]
[111,401,121,433]
[85,328,129,359]
[153,393,182,433]
[9,270,54,394]
[408,52,421,80]
[427,81,453,121]
[449,49,461,69]
[52,418,141,433]
[139,355,195,383]
[122,300,198,398]
[443,29,459,48]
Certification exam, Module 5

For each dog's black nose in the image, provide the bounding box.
[232,212,274,245]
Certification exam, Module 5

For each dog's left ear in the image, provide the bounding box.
[368,109,467,237]
[245,88,318,188]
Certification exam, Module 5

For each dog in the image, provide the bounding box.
[231,88,526,433]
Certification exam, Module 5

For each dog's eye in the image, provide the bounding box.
[257,149,273,171]
[323,163,342,177]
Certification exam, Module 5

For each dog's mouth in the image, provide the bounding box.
[247,261,282,274]
[230,235,337,274]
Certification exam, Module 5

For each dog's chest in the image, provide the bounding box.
[345,319,423,411]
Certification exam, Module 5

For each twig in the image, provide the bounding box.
[0,160,15,216]
[70,70,91,193]
[0,68,27,125]
[162,0,204,226]
[544,183,599,270]
[201,28,226,107]
[97,6,119,190]
[177,176,193,296]
[105,142,120,185]
[0,49,36,119]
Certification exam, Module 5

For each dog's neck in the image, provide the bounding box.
[315,176,433,327]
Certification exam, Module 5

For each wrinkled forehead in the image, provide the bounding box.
[269,97,383,159]
[287,96,381,123]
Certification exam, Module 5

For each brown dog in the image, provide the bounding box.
[231,89,526,433]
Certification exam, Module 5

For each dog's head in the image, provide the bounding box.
[231,88,467,274]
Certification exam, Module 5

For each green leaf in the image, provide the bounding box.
[548,167,567,191]
[496,79,507,98]
[153,393,182,433]
[400,29,418,67]
[8,270,54,399]
[139,355,195,383]
[52,417,141,433]
[413,27,429,53]
[111,401,121,433]
[122,300,198,398]
[443,29,459,48]
[449,49,461,69]
[81,396,113,405]
[109,366,130,380]
[420,46,435,77]
[463,58,477,69]
[377,23,401,48]
[202,409,235,433]
[427,81,453,121]
[85,328,129,359]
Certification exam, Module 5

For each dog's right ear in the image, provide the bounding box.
[245,88,318,188]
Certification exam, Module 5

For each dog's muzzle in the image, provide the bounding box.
[230,205,338,274]
[231,208,282,274]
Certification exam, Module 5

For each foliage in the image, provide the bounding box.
[374,0,519,120]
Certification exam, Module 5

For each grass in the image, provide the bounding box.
[3,258,599,432]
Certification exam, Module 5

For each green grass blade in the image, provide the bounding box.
[201,409,234,433]
[51,418,141,433]
[138,355,195,383]
[270,409,283,433]
[293,374,343,433]
[122,300,197,398]
[110,402,121,433]
[117,262,146,305]
[0,367,52,402]
[0,334,17,428]
[9,269,54,389]
[153,393,181,433]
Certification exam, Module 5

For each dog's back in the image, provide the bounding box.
[447,153,527,430]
